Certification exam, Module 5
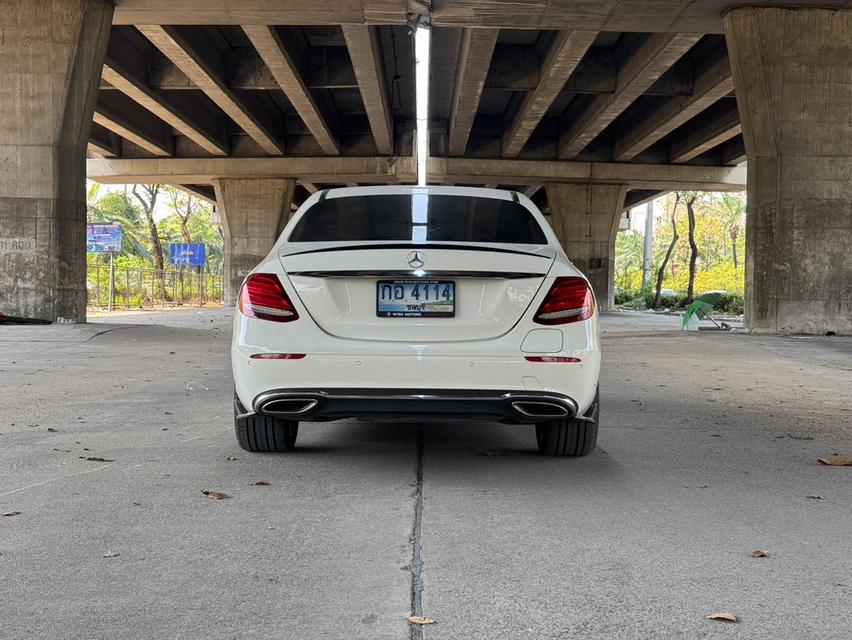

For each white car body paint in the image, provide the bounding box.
[231,186,601,421]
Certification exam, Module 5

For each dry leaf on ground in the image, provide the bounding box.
[253,481,271,486]
[2,511,21,517]
[751,550,768,558]
[818,455,852,466]
[103,550,120,558]
[707,612,738,622]
[85,456,114,462]
[201,490,231,500]
[225,456,238,461]
[406,616,435,625]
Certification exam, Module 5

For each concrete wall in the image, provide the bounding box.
[0,0,113,321]
[725,7,852,334]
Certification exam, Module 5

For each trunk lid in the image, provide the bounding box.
[280,243,554,342]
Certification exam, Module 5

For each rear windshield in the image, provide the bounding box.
[288,194,548,244]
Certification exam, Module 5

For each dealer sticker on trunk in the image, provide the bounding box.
[376,280,455,318]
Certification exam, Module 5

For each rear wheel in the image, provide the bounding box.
[234,393,298,452]
[535,390,599,457]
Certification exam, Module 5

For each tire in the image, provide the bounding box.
[234,393,298,452]
[535,389,599,457]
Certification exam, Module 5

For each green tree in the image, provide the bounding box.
[715,192,746,268]
[131,184,165,270]
[159,189,224,273]
[654,192,680,307]
[86,184,152,261]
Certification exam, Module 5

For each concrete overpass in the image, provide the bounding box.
[1,1,850,333]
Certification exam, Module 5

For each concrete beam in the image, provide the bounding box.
[102,28,228,156]
[429,158,746,192]
[522,184,543,198]
[93,90,174,157]
[558,33,701,159]
[142,46,358,91]
[113,1,409,26]
[720,136,746,166]
[242,26,340,155]
[342,26,393,155]
[623,189,667,212]
[168,183,217,205]
[614,53,733,161]
[502,31,597,158]
[87,156,416,184]
[669,99,741,163]
[88,123,121,158]
[137,25,285,155]
[448,29,499,157]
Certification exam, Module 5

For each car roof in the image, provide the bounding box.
[318,185,520,202]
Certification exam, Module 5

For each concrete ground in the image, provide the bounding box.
[1,308,850,639]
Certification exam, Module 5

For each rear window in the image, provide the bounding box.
[288,194,548,244]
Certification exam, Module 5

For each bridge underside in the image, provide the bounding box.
[0,1,850,333]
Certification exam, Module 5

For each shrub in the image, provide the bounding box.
[714,292,744,316]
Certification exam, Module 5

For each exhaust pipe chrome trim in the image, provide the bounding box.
[260,398,319,416]
[510,401,570,419]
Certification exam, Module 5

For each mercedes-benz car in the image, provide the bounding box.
[231,186,601,456]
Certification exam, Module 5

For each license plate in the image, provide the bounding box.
[376,280,455,318]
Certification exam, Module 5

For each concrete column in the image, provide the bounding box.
[212,178,296,305]
[724,8,852,334]
[0,0,113,322]
[546,183,627,310]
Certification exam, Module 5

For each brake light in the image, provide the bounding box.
[238,273,299,322]
[533,277,595,324]
[525,356,581,363]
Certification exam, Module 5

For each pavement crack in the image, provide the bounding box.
[409,423,426,640]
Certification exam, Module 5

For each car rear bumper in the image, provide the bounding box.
[243,388,595,424]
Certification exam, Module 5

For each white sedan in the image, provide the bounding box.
[231,186,601,456]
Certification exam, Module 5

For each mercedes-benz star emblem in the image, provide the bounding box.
[406,250,426,269]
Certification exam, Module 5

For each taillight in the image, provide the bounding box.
[238,273,299,322]
[533,277,595,324]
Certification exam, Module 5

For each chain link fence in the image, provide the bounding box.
[87,265,224,309]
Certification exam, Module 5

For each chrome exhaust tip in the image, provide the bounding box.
[260,398,318,416]
[511,401,570,419]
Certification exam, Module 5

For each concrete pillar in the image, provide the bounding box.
[724,8,852,334]
[546,183,627,310]
[0,0,113,322]
[212,178,296,305]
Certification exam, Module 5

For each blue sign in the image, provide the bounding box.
[170,243,206,266]
[87,223,122,253]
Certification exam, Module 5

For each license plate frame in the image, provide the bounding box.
[376,280,456,318]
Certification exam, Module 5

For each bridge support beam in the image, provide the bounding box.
[0,0,113,321]
[212,178,296,305]
[725,7,852,334]
[546,183,627,311]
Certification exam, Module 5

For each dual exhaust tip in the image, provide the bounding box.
[257,396,572,420]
